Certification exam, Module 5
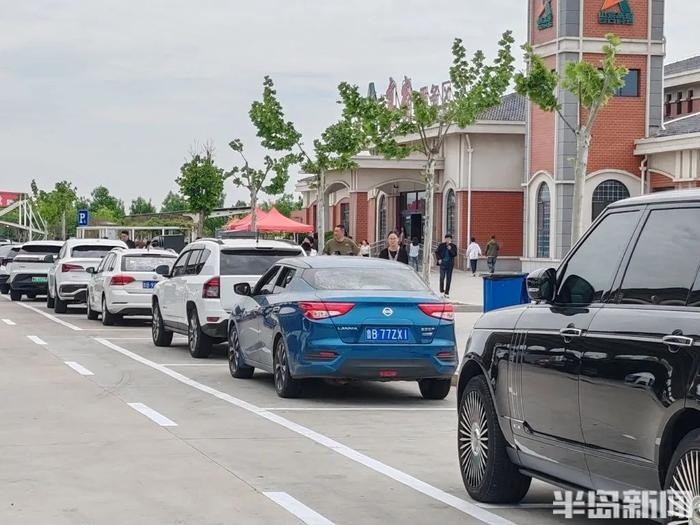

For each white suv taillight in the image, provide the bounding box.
[61,263,83,272]
[202,276,220,298]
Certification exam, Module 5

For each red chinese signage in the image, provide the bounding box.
[0,192,21,207]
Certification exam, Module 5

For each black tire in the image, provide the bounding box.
[187,308,211,358]
[0,284,8,295]
[458,375,531,503]
[151,301,173,347]
[228,323,254,379]
[101,296,116,326]
[27,293,37,300]
[54,289,68,314]
[273,336,302,398]
[664,428,700,525]
[418,378,452,400]
[86,293,99,321]
[9,289,21,301]
[46,289,55,308]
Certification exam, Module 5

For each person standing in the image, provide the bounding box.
[408,237,420,270]
[378,231,409,263]
[486,235,500,274]
[359,240,371,257]
[466,237,482,276]
[119,230,136,249]
[322,224,360,256]
[435,234,458,297]
[301,239,317,256]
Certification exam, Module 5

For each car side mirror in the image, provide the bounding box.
[155,265,170,277]
[234,282,251,296]
[43,254,56,263]
[86,267,96,274]
[527,267,557,303]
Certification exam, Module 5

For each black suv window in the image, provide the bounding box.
[617,208,700,307]
[171,251,190,277]
[556,211,640,305]
[185,249,202,275]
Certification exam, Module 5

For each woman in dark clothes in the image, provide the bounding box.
[378,231,409,264]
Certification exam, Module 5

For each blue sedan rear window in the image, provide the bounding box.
[303,268,427,291]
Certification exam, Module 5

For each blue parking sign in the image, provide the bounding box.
[77,209,89,226]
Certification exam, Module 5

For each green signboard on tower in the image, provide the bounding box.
[537,0,553,30]
[599,0,634,25]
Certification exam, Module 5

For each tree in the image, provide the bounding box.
[160,191,189,213]
[176,145,226,237]
[31,180,78,239]
[515,33,627,245]
[248,76,369,252]
[234,199,248,208]
[129,196,156,215]
[343,32,516,282]
[261,193,303,217]
[89,186,125,219]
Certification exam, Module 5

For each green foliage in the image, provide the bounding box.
[234,199,248,208]
[160,191,189,213]
[129,196,156,215]
[260,193,303,217]
[31,179,79,238]
[249,76,302,151]
[204,216,227,236]
[90,206,120,224]
[89,186,125,218]
[176,147,225,218]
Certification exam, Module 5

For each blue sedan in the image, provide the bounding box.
[227,257,457,398]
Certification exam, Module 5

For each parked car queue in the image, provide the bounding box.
[3,237,458,402]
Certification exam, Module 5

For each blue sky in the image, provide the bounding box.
[1,1,698,208]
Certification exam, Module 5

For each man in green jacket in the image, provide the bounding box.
[486,235,500,274]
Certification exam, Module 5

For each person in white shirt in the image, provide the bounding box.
[408,237,420,271]
[466,237,482,276]
[359,239,371,257]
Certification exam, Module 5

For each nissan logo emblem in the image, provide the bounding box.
[382,307,394,317]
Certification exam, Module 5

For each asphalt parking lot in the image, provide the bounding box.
[0,296,654,525]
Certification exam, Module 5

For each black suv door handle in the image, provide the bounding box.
[560,328,582,338]
[662,335,694,348]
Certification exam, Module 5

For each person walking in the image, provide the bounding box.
[408,237,420,270]
[359,240,371,258]
[435,234,458,298]
[378,231,409,264]
[466,237,482,276]
[486,235,500,274]
[322,224,360,256]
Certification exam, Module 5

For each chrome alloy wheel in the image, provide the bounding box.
[669,450,700,525]
[459,390,489,488]
[188,313,198,350]
[274,340,287,392]
[152,306,161,339]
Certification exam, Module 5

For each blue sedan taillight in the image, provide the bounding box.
[299,302,355,320]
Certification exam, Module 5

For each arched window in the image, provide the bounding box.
[592,180,630,221]
[536,183,551,258]
[445,190,456,237]
[378,195,387,241]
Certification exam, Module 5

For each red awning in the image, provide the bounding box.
[229,207,313,233]
[224,208,268,231]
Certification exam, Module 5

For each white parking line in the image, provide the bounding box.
[95,337,517,525]
[262,407,454,412]
[64,361,94,376]
[162,363,225,367]
[16,302,83,331]
[263,492,335,525]
[2,319,16,325]
[27,335,47,345]
[127,402,178,427]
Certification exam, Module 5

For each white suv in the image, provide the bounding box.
[151,238,305,357]
[47,238,127,313]
[86,248,177,325]
[7,240,64,301]
[0,244,21,295]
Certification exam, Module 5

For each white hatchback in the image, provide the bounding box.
[86,248,177,325]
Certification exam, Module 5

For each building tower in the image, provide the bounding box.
[523,0,665,269]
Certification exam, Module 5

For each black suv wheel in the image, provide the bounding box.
[228,324,254,378]
[665,429,700,524]
[418,378,452,400]
[187,308,212,358]
[9,289,21,301]
[458,375,531,503]
[0,284,8,295]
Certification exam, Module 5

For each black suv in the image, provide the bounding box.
[457,190,700,512]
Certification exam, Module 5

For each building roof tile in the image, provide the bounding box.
[656,113,700,137]
[665,56,700,76]
[477,93,527,122]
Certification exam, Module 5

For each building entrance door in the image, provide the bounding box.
[409,214,422,241]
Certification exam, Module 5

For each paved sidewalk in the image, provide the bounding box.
[428,268,483,310]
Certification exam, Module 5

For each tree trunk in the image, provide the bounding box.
[197,212,205,239]
[420,157,436,284]
[571,128,592,247]
[250,189,258,233]
[61,210,66,240]
[316,169,326,254]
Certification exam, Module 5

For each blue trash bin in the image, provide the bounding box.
[482,273,529,312]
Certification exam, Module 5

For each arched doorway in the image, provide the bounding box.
[592,180,630,221]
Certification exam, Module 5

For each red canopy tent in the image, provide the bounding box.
[228,207,313,233]
[224,208,268,231]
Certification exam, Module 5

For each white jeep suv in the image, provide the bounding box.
[47,238,127,313]
[7,241,64,301]
[86,248,177,325]
[151,238,305,357]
